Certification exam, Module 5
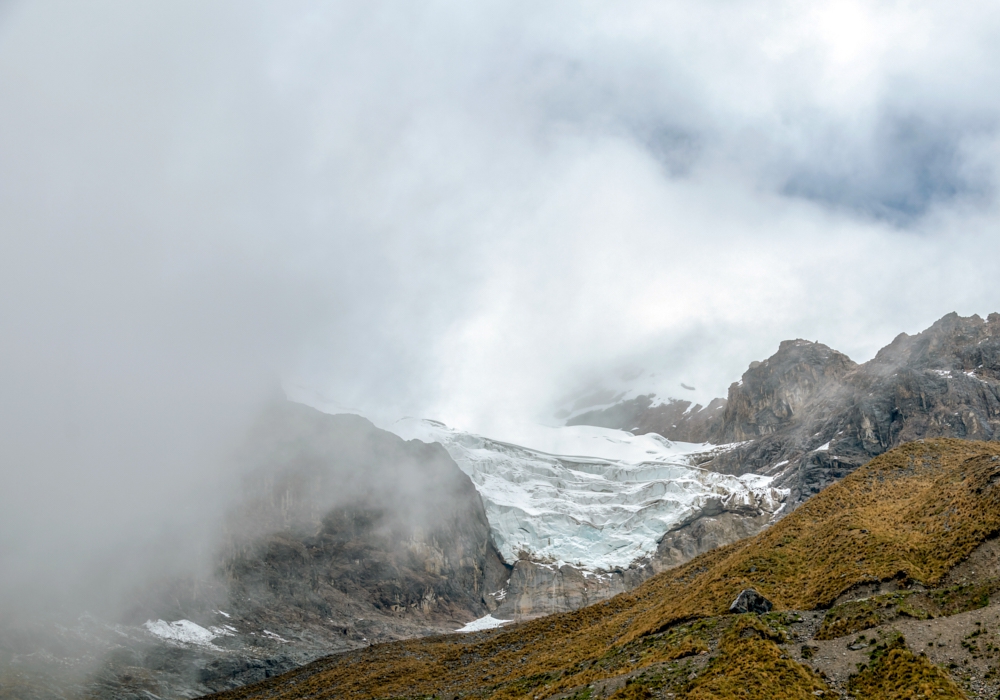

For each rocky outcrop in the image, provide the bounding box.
[712,340,857,443]
[729,588,772,615]
[493,561,636,620]
[193,406,510,695]
[217,404,510,633]
[571,312,1000,507]
[653,511,775,572]
[567,395,728,443]
[710,313,1000,504]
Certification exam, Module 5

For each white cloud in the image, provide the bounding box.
[2,0,1000,613]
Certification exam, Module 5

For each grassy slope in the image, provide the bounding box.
[206,438,1000,700]
[682,616,826,700]
[847,633,966,699]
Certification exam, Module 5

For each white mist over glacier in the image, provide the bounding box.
[390,419,786,571]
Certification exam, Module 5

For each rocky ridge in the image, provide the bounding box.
[573,312,1000,505]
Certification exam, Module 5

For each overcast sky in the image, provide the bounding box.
[2,0,1000,615]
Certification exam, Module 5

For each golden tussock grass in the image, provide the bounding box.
[848,633,966,699]
[816,580,1000,640]
[682,616,827,700]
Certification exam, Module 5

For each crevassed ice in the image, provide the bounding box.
[391,420,786,571]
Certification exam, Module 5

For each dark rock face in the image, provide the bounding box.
[713,340,857,443]
[567,395,728,443]
[729,588,772,615]
[493,561,635,619]
[218,404,510,633]
[569,312,1000,507]
[654,511,775,572]
[2,402,510,700]
[711,313,1000,504]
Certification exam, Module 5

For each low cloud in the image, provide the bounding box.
[2,0,1000,618]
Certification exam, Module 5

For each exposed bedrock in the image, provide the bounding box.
[493,561,633,620]
[219,404,511,631]
[713,312,1000,504]
[570,312,1000,507]
[494,511,778,622]
[653,510,774,571]
[567,394,728,443]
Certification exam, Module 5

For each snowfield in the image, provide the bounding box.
[143,619,235,649]
[455,614,513,633]
[390,420,786,571]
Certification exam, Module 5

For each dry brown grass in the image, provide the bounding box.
[848,633,967,699]
[816,579,1000,640]
[205,439,1000,700]
[682,616,827,699]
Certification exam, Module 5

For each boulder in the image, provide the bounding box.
[729,588,773,614]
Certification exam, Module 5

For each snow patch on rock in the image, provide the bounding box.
[143,619,233,649]
[456,615,512,633]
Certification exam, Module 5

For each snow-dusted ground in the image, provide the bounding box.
[455,614,513,633]
[143,619,235,649]
[391,420,786,571]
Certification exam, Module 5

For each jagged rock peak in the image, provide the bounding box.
[716,339,857,443]
[870,311,1000,376]
[565,311,1000,508]
[709,311,1000,504]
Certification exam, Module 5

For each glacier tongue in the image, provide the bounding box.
[391,420,786,571]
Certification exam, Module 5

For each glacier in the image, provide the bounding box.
[390,420,786,571]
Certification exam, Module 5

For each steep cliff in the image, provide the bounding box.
[712,339,857,443]
[571,312,1000,506]
[218,404,510,631]
[711,312,1000,503]
[0,403,510,700]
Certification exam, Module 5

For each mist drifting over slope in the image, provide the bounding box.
[2,0,1000,623]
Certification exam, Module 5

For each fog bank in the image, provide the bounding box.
[2,0,1000,619]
